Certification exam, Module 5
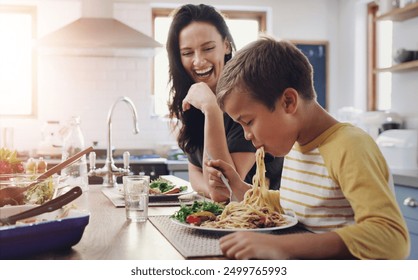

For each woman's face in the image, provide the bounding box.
[179,21,230,92]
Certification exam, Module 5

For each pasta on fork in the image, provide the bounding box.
[203,147,286,229]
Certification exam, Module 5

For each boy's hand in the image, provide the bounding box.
[205,158,250,201]
[220,232,292,260]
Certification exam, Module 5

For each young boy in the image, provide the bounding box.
[206,37,410,259]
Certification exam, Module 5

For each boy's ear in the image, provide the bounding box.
[282,88,298,113]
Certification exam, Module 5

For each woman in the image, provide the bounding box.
[167,4,283,202]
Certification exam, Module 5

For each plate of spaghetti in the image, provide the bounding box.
[170,213,297,232]
[170,147,298,232]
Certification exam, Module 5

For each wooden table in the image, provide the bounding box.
[33,185,185,260]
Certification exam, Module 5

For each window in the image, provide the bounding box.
[367,2,392,111]
[0,6,36,117]
[375,20,393,110]
[152,7,266,116]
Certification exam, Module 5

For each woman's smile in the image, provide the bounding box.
[194,66,214,79]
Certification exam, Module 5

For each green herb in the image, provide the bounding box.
[171,201,225,223]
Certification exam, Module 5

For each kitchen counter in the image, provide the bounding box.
[41,158,417,187]
[166,160,189,181]
[26,185,186,260]
[166,159,188,170]
[392,169,418,188]
[45,157,168,165]
[44,157,188,182]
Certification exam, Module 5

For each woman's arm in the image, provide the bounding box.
[202,102,254,201]
[183,82,254,201]
[188,162,213,198]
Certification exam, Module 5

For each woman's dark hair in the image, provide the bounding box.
[167,4,236,154]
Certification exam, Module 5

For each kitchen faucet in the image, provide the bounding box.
[88,96,140,188]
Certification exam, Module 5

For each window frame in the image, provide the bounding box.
[152,8,267,32]
[367,1,378,111]
[0,5,37,118]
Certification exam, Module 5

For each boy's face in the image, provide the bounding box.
[223,89,298,157]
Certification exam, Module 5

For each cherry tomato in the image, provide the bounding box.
[186,215,201,225]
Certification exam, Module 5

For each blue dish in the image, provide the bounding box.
[0,206,90,259]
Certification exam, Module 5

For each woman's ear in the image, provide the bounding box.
[224,39,231,55]
[282,88,298,113]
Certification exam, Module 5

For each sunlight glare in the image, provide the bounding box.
[376,20,392,110]
[0,13,33,115]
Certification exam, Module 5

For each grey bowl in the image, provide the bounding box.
[393,49,418,63]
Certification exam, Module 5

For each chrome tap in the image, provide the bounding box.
[88,96,139,188]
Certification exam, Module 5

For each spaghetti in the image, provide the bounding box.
[202,147,286,229]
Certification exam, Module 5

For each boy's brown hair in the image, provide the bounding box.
[217,36,316,111]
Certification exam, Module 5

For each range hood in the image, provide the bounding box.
[38,0,162,57]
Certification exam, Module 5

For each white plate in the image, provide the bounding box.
[111,185,193,198]
[170,214,298,232]
[149,175,193,197]
[149,188,193,197]
[112,175,193,198]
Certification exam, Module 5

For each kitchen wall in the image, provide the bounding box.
[1,0,417,156]
[1,0,177,154]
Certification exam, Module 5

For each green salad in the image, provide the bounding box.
[171,200,225,223]
[149,178,187,194]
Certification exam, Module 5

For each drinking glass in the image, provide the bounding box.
[123,175,149,222]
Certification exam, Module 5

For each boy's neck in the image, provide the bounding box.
[297,102,338,146]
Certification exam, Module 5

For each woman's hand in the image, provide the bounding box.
[205,158,251,201]
[182,82,218,114]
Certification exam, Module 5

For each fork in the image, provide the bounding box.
[205,152,237,202]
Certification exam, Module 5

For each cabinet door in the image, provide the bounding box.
[395,185,418,220]
[395,184,418,260]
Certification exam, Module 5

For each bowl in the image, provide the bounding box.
[393,48,418,63]
[0,174,62,207]
[0,205,90,259]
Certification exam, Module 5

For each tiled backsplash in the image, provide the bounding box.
[38,55,175,149]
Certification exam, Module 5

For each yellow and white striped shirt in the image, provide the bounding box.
[278,123,409,259]
[281,148,355,232]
